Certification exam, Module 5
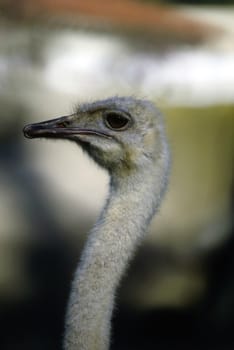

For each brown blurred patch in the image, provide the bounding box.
[1,0,220,43]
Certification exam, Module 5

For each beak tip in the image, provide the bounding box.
[23,124,33,139]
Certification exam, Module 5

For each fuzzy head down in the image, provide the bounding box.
[23,96,168,177]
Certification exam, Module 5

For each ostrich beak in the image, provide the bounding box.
[23,115,111,139]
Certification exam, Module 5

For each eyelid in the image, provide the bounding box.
[103,110,132,131]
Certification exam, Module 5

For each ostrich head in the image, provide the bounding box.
[23,97,166,177]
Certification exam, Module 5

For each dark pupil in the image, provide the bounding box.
[106,113,129,129]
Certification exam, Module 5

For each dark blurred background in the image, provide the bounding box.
[0,0,233,349]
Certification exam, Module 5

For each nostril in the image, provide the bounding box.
[57,121,68,128]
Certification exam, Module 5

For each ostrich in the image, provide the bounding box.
[23,96,170,350]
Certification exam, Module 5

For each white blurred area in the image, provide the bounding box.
[1,8,234,106]
[44,33,234,106]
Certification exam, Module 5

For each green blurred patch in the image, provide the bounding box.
[156,104,234,248]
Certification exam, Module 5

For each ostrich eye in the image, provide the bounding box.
[104,111,131,131]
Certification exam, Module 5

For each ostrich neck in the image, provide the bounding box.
[64,157,168,350]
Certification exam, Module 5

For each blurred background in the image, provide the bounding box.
[0,0,233,349]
